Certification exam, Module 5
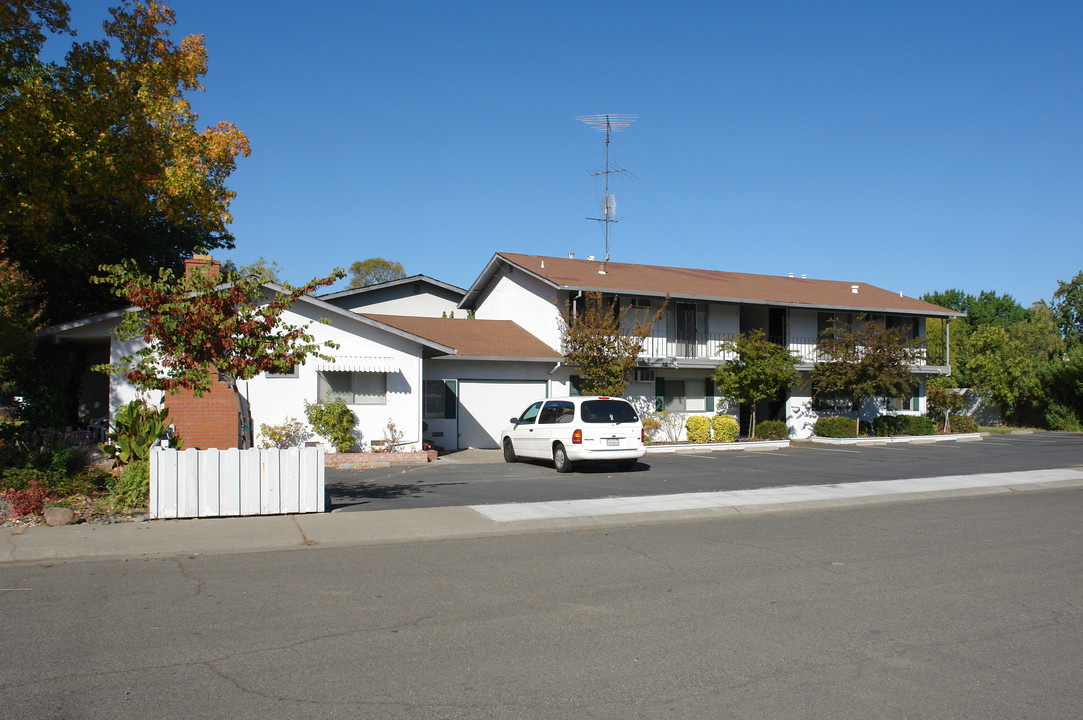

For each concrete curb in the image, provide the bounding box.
[646,440,789,453]
[3,468,1081,565]
[801,433,983,446]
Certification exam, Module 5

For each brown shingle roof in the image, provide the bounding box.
[362,314,561,360]
[493,253,962,317]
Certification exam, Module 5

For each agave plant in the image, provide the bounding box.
[100,400,182,467]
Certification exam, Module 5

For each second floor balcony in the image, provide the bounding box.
[634,332,934,368]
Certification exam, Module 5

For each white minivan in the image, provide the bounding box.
[500,396,646,473]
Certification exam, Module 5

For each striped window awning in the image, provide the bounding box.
[316,356,398,372]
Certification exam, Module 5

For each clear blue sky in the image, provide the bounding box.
[52,1,1081,305]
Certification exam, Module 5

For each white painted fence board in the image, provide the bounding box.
[280,448,300,514]
[149,449,160,519]
[149,446,323,519]
[197,449,220,517]
[219,450,241,516]
[260,449,281,515]
[159,447,178,519]
[300,448,320,513]
[240,449,261,515]
[177,449,200,518]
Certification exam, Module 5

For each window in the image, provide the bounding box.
[317,371,386,404]
[538,401,574,424]
[665,380,686,412]
[266,364,297,378]
[424,380,457,419]
[654,377,715,412]
[817,312,855,337]
[581,399,639,424]
[516,401,543,425]
[886,384,919,412]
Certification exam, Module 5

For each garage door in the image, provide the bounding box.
[458,380,547,449]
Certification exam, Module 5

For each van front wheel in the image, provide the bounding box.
[553,443,574,473]
[502,438,517,463]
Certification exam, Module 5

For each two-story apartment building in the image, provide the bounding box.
[41,252,963,451]
[458,252,963,439]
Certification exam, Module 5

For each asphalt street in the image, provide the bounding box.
[2,486,1080,719]
[327,431,1083,511]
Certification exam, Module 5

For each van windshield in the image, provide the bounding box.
[580,400,639,424]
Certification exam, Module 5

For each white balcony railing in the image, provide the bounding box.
[632,333,929,366]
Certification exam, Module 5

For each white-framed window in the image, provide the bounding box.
[317,371,386,404]
[266,364,297,378]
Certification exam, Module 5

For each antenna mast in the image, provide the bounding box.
[575,114,637,271]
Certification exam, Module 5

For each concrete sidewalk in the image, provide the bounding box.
[3,468,1082,564]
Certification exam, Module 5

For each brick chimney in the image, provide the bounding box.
[184,253,221,279]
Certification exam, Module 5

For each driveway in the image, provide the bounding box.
[326,432,1083,512]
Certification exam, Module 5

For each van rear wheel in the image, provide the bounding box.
[553,443,574,473]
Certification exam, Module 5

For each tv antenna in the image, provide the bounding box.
[576,113,638,272]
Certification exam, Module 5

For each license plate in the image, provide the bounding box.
[606,438,619,447]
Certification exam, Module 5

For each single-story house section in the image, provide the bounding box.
[360,314,562,450]
[318,274,466,317]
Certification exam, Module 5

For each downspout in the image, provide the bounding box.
[548,360,562,397]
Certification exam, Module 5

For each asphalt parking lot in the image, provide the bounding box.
[326,432,1083,512]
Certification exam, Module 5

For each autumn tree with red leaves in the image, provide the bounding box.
[94,260,345,396]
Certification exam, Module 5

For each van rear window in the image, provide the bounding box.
[580,400,639,424]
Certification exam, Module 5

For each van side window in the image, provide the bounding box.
[517,401,543,425]
[539,401,575,424]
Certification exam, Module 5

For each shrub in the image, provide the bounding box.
[258,418,312,449]
[377,418,405,452]
[304,399,359,453]
[652,411,685,443]
[897,415,935,436]
[2,478,52,516]
[101,400,181,467]
[685,416,711,444]
[815,416,858,438]
[948,415,978,434]
[1045,402,1083,431]
[20,427,95,475]
[871,415,898,437]
[754,420,788,441]
[640,414,661,444]
[711,414,739,443]
[109,460,149,510]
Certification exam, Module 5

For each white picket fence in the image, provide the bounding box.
[149,447,325,519]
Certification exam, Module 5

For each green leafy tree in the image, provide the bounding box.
[1,1,250,323]
[1051,271,1083,343]
[965,306,1061,422]
[712,329,800,439]
[348,258,405,289]
[93,260,345,396]
[559,291,665,396]
[811,316,922,435]
[221,257,283,284]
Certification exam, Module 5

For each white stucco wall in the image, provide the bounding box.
[338,293,460,317]
[242,303,425,452]
[473,268,562,350]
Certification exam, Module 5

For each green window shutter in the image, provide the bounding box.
[655,377,665,412]
[443,380,457,419]
[705,378,715,412]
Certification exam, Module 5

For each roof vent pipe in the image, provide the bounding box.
[851,285,859,294]
[788,272,794,278]
[801,274,807,279]
[568,252,575,259]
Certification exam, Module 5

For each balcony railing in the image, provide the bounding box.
[634,333,929,366]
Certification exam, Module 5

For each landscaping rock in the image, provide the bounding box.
[44,507,77,526]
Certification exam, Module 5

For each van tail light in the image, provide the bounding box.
[572,429,583,445]
[641,428,645,443]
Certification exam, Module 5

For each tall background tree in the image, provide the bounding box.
[0,1,250,324]
[348,258,405,289]
[559,292,664,397]
[712,329,799,439]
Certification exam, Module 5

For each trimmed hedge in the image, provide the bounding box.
[711,414,739,443]
[685,415,711,444]
[948,414,978,434]
[754,420,788,441]
[871,415,936,437]
[815,416,858,438]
